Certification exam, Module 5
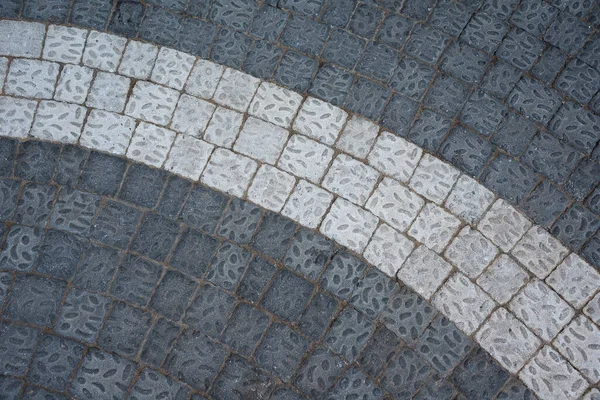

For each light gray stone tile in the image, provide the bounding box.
[165,134,214,180]
[282,180,333,229]
[293,97,348,145]
[248,165,296,212]
[322,154,380,206]
[82,32,126,72]
[278,134,334,184]
[30,100,85,144]
[0,96,37,138]
[233,116,289,164]
[477,254,530,304]
[408,203,461,253]
[86,71,130,113]
[398,245,452,300]
[118,41,158,80]
[171,94,215,137]
[511,226,568,279]
[185,59,224,99]
[151,47,195,90]
[43,25,88,64]
[368,131,422,183]
[5,59,59,99]
[249,82,302,128]
[554,315,600,382]
[584,292,600,326]
[445,227,498,278]
[54,65,93,104]
[409,154,460,204]
[202,106,243,148]
[213,68,259,112]
[80,109,135,155]
[365,177,424,233]
[127,122,176,168]
[320,197,378,253]
[547,253,600,309]
[478,199,532,252]
[0,20,45,58]
[125,81,179,126]
[444,175,495,224]
[364,223,414,277]
[335,116,378,159]
[201,148,258,197]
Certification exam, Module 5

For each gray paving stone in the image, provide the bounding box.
[0,138,16,177]
[279,0,324,16]
[440,125,495,176]
[508,76,562,124]
[520,180,571,228]
[172,17,217,58]
[140,317,181,368]
[497,27,545,70]
[309,64,354,106]
[511,0,559,36]
[552,203,600,250]
[522,132,581,184]
[325,365,383,400]
[150,270,196,321]
[55,287,110,343]
[579,32,600,70]
[404,24,451,65]
[182,185,229,233]
[282,14,329,56]
[350,268,397,319]
[261,268,314,322]
[321,0,356,27]
[0,321,39,377]
[119,164,167,209]
[108,0,144,37]
[381,347,431,398]
[424,74,470,117]
[69,0,112,30]
[325,307,374,362]
[320,251,367,300]
[210,28,252,69]
[274,50,318,93]
[236,255,276,303]
[249,4,288,41]
[130,368,189,400]
[28,334,84,391]
[450,347,510,400]
[440,41,489,85]
[407,108,453,152]
[206,242,252,291]
[54,145,89,187]
[544,11,592,54]
[252,212,297,260]
[255,322,309,382]
[3,274,65,327]
[490,110,537,157]
[358,324,401,376]
[588,186,600,215]
[23,0,70,22]
[323,29,365,69]
[0,225,43,272]
[284,228,334,281]
[461,11,509,53]
[556,58,600,104]
[481,0,519,20]
[0,272,11,306]
[184,283,235,339]
[22,386,69,400]
[217,198,262,245]
[211,355,276,400]
[390,57,435,100]
[428,0,473,36]
[221,302,269,356]
[15,141,60,184]
[349,3,383,38]
[35,229,87,280]
[210,0,257,31]
[480,60,522,100]
[381,93,419,136]
[345,77,391,120]
[460,90,507,137]
[377,14,412,49]
[157,176,191,220]
[496,377,538,400]
[78,151,126,196]
[139,5,182,46]
[531,45,567,84]
[481,154,538,204]
[0,0,21,18]
[582,232,600,268]
[242,41,283,79]
[89,200,141,249]
[298,291,339,340]
[131,213,180,262]
[413,373,456,399]
[295,346,346,397]
[110,254,162,307]
[14,182,56,227]
[98,301,151,359]
[403,0,435,19]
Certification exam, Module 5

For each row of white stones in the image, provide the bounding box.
[0,19,599,400]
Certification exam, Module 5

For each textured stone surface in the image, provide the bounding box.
[366,177,424,233]
[398,245,452,300]
[408,203,461,253]
[323,154,379,206]
[320,198,378,253]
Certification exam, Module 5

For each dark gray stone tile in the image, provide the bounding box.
[511,0,558,36]
[78,151,126,196]
[439,41,489,85]
[390,57,435,100]
[22,386,71,400]
[404,24,451,65]
[508,76,562,124]
[242,41,283,79]
[522,132,582,184]
[402,0,435,20]
[320,251,366,300]
[28,334,84,391]
[3,274,66,327]
[131,212,180,262]
[217,198,262,245]
[251,212,297,260]
[150,270,196,321]
[182,185,228,233]
[299,291,339,341]
[382,93,419,136]
[165,330,228,390]
[210,27,253,69]
[460,89,507,137]
[309,63,353,106]
[345,77,391,120]
[357,324,401,376]
[0,272,11,306]
[282,15,328,56]
[274,50,318,93]
[35,229,87,280]
[69,0,112,30]
[172,17,217,58]
[129,368,189,400]
[15,141,60,184]
[0,0,21,18]
[349,3,383,38]
[350,268,397,319]
[255,322,309,382]
[416,315,473,374]
[481,154,538,204]
[323,29,365,69]
[108,0,145,38]
[588,186,600,215]
[440,125,495,176]
[551,203,600,250]
[497,27,545,70]
[556,58,600,104]
[564,0,595,16]
[54,145,88,187]
[169,227,219,278]
[69,349,136,400]
[520,181,570,228]
[55,287,110,343]
[481,0,519,21]
[140,317,181,368]
[579,33,600,71]
[110,254,162,307]
[407,108,452,152]
[428,0,473,37]
[206,242,252,291]
[98,301,151,359]
[544,11,592,54]
[284,228,334,281]
[187,0,211,18]
[480,60,522,100]
[89,200,142,249]
[279,0,324,16]
[271,385,306,400]
[461,11,509,53]
[261,268,314,322]
[295,346,346,397]
[490,110,537,157]
[0,321,39,377]
[157,176,191,220]
[450,347,510,400]
[13,182,56,227]
[184,283,236,338]
[592,91,600,115]
[325,307,374,362]
[321,0,356,27]
[0,225,43,272]
[377,14,412,49]
[119,163,167,209]
[221,302,269,356]
[495,377,538,400]
[380,285,437,345]
[424,74,469,118]
[236,255,277,303]
[583,232,600,269]
[139,5,182,46]
[211,355,276,400]
[50,187,100,235]
[414,373,456,400]
[249,4,288,41]
[381,347,431,398]
[210,0,257,31]
[0,138,17,177]
[531,45,567,84]
[325,365,384,400]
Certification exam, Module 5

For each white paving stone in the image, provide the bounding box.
[477,254,530,304]
[364,224,414,277]
[432,272,496,335]
[54,65,93,104]
[554,315,600,383]
[171,94,215,137]
[82,32,126,72]
[409,154,460,204]
[445,175,495,224]
[0,57,7,92]
[185,59,224,100]
[164,135,214,180]
[127,122,176,168]
[509,279,575,342]
[213,68,259,112]
[335,116,378,159]
[511,226,568,279]
[125,81,179,126]
[118,41,159,80]
[80,109,135,155]
[234,117,289,164]
[201,148,258,197]
[248,165,296,212]
[408,203,461,253]
[151,47,195,90]
[322,154,380,206]
[0,96,37,138]
[5,59,59,99]
[476,308,542,374]
[584,292,600,326]
[519,346,588,400]
[282,180,333,229]
[397,245,452,300]
[249,82,302,128]
[547,253,600,309]
[293,97,348,145]
[86,71,130,113]
[30,100,85,144]
[202,106,243,148]
[479,199,532,252]
[0,21,45,58]
[445,227,498,278]
[43,25,87,64]
[278,134,334,184]
[365,177,424,232]
[368,132,422,183]
[320,198,378,254]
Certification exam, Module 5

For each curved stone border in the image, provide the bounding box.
[0,20,599,399]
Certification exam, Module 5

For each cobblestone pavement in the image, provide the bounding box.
[0,13,600,400]
[2,0,600,270]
